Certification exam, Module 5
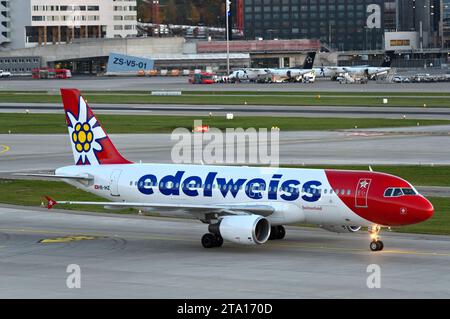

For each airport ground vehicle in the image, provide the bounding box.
[0,70,11,78]
[32,68,72,79]
[37,89,434,251]
[189,72,215,84]
[393,76,411,83]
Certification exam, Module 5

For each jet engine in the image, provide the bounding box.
[210,215,271,245]
[320,225,361,233]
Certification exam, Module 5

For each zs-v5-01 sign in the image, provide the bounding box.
[107,53,154,73]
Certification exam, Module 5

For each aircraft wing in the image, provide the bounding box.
[43,196,275,218]
[15,173,93,181]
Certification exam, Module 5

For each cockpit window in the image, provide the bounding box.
[384,188,393,197]
[384,187,417,197]
[402,188,417,195]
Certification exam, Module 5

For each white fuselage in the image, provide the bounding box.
[314,66,390,79]
[56,164,372,227]
[269,69,315,82]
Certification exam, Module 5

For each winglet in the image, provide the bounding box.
[44,196,57,209]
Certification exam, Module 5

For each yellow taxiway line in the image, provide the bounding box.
[0,145,10,154]
[0,227,449,257]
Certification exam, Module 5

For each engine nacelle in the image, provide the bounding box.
[216,215,271,245]
[320,225,361,233]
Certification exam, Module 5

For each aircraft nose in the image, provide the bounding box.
[418,197,434,222]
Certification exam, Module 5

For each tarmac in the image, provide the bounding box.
[1,76,449,298]
[0,204,449,298]
[1,128,450,175]
[1,76,450,92]
[1,102,450,119]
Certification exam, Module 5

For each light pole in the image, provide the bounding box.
[226,0,231,75]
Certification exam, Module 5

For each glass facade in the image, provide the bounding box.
[243,0,385,51]
[444,0,450,47]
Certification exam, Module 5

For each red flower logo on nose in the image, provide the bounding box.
[400,207,407,215]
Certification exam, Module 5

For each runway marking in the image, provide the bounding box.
[39,235,98,244]
[270,241,450,257]
[1,227,449,257]
[0,227,196,243]
[0,145,10,154]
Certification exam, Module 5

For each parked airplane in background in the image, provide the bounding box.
[228,52,316,83]
[315,51,395,80]
[35,89,433,251]
[227,68,271,83]
[270,52,317,83]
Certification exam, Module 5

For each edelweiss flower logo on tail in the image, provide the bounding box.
[66,97,106,165]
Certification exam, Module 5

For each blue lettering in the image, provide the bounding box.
[217,177,247,198]
[182,175,202,197]
[268,174,283,200]
[137,171,322,203]
[280,179,300,201]
[159,171,184,196]
[203,172,217,197]
[302,180,322,202]
[137,174,157,195]
[245,178,266,200]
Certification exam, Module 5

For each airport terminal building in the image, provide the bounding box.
[243,0,390,51]
[0,0,137,50]
[243,0,445,51]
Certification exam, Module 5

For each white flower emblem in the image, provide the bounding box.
[359,180,369,189]
[66,97,106,165]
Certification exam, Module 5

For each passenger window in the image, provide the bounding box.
[384,188,393,197]
[340,189,345,195]
[347,189,351,195]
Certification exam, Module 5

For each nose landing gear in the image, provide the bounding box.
[369,225,384,251]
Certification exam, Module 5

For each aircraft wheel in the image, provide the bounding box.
[370,241,379,251]
[376,240,384,251]
[201,233,216,248]
[269,226,286,240]
[277,226,286,240]
[215,234,224,247]
[370,240,384,251]
[269,226,278,240]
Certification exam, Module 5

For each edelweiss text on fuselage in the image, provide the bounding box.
[137,171,322,202]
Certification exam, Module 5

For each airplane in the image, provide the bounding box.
[35,89,433,251]
[315,51,395,80]
[269,52,317,83]
[228,52,316,83]
[227,68,271,83]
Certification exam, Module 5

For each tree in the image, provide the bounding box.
[189,3,200,24]
[164,0,178,24]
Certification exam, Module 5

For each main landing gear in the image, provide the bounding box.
[269,225,286,240]
[201,223,224,248]
[369,225,384,251]
[201,233,223,248]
